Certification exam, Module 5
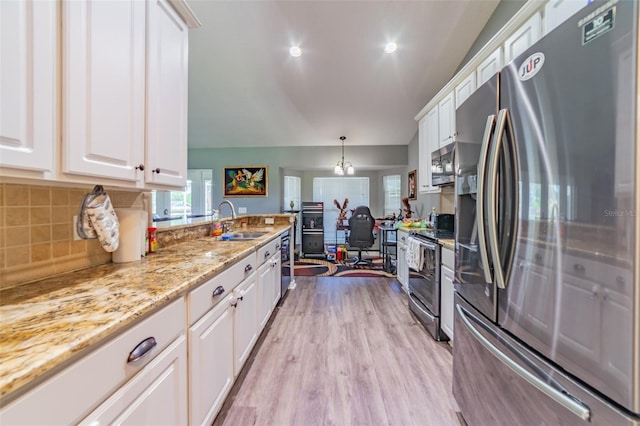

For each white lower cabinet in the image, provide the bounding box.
[233,270,258,376]
[0,298,185,425]
[440,247,455,342]
[258,250,282,332]
[396,231,409,293]
[188,295,234,426]
[80,335,188,426]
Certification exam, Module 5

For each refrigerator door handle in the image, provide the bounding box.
[501,108,519,289]
[476,114,496,284]
[456,304,591,421]
[486,109,507,289]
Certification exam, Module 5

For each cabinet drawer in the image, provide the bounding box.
[188,254,256,325]
[79,335,188,426]
[561,254,631,296]
[441,247,454,270]
[257,237,280,267]
[0,298,185,425]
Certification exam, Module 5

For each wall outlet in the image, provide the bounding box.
[265,217,274,225]
[238,207,247,214]
[72,215,81,240]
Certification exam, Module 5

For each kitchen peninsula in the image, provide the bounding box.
[0,215,293,424]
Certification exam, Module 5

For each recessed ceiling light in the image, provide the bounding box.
[289,46,302,57]
[384,42,397,54]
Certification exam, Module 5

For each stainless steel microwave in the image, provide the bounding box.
[431,142,455,186]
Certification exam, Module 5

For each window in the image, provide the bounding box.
[283,176,301,211]
[383,174,401,217]
[152,169,212,220]
[313,177,369,244]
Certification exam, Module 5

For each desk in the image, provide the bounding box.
[378,225,397,273]
[335,222,349,248]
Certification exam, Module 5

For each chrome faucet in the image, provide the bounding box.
[216,200,237,220]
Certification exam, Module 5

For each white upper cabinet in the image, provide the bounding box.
[504,12,542,64]
[0,1,56,173]
[417,115,431,193]
[62,0,146,183]
[477,47,503,87]
[455,71,476,109]
[543,0,589,36]
[145,0,189,188]
[438,91,456,148]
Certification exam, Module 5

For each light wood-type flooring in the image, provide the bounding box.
[214,276,462,426]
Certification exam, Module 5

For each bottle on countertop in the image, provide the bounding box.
[148,227,158,253]
[429,207,437,228]
[211,209,222,237]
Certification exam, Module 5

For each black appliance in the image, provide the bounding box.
[428,213,455,236]
[453,2,639,424]
[431,142,455,186]
[279,229,290,301]
[407,233,448,341]
[301,202,324,258]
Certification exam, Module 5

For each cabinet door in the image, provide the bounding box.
[544,0,588,35]
[440,265,455,341]
[257,261,273,332]
[557,274,601,366]
[417,116,432,192]
[80,335,188,426]
[0,0,56,172]
[233,272,258,376]
[271,253,282,308]
[477,47,502,87]
[397,239,408,292]
[438,92,455,148]
[145,0,189,188]
[188,295,234,426]
[504,12,542,64]
[62,0,145,182]
[455,72,476,108]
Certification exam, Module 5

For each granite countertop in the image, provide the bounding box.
[0,224,290,400]
[438,239,455,251]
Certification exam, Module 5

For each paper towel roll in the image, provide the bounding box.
[113,208,143,263]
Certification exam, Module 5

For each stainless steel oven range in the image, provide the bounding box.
[407,232,448,341]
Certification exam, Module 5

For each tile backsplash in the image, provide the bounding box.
[0,183,146,288]
[439,185,455,214]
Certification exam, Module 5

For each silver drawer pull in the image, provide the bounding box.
[264,251,271,259]
[244,264,253,273]
[127,337,157,363]
[212,285,225,297]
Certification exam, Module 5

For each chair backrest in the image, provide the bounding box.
[348,206,375,248]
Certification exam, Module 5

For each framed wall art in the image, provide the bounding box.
[408,169,417,200]
[223,166,268,197]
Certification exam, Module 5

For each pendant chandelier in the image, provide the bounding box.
[334,136,354,175]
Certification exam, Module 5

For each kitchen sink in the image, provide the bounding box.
[222,232,268,241]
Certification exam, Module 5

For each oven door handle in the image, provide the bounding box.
[409,237,437,251]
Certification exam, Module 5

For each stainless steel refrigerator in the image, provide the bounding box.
[453,1,639,424]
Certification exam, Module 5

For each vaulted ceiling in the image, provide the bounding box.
[187,0,500,149]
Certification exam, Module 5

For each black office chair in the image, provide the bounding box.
[347,206,376,266]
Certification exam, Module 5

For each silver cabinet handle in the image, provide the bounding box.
[477,114,496,284]
[264,251,271,259]
[244,264,253,273]
[127,337,157,363]
[212,285,225,297]
[456,304,590,421]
